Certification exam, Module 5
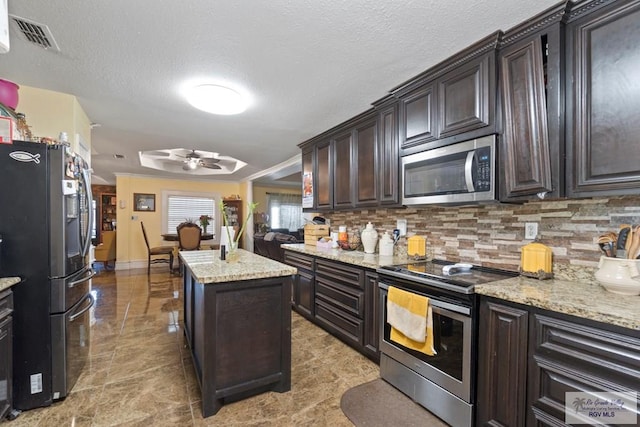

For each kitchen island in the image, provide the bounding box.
[180,249,297,417]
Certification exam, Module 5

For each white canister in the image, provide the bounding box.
[361,222,378,254]
[331,232,339,248]
[379,232,394,257]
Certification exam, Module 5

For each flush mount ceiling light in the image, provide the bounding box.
[184,84,247,115]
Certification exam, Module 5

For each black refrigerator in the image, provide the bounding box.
[0,140,95,410]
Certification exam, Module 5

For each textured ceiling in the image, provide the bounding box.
[0,0,560,185]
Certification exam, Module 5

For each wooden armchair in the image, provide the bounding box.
[94,230,116,269]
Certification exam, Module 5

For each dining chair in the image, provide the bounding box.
[176,222,202,272]
[140,222,174,274]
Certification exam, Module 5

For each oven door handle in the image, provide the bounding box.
[378,282,470,316]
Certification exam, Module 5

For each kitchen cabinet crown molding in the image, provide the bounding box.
[390,31,502,99]
[297,108,377,151]
[500,1,570,47]
[567,0,612,20]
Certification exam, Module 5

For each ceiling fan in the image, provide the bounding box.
[138,148,246,175]
[176,150,221,171]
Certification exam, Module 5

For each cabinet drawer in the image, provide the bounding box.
[0,290,13,321]
[316,259,363,289]
[533,314,640,381]
[284,251,314,271]
[528,313,640,425]
[315,298,363,346]
[315,277,364,318]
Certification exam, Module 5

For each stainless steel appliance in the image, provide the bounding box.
[0,140,95,410]
[377,260,517,427]
[401,135,497,206]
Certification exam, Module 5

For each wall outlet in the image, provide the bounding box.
[525,222,538,240]
[396,219,407,236]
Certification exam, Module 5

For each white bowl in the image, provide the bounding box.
[594,256,640,296]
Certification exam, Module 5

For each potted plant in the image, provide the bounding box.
[219,200,258,261]
[199,215,212,233]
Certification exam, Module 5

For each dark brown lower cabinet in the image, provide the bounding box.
[528,313,640,426]
[283,251,315,320]
[477,299,529,426]
[182,270,292,418]
[314,259,364,348]
[477,297,640,427]
[283,249,380,363]
[363,272,380,363]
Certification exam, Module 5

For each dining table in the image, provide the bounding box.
[161,233,215,242]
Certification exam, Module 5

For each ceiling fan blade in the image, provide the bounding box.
[201,163,222,170]
[199,157,221,165]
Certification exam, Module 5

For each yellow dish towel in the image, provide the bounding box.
[387,286,436,356]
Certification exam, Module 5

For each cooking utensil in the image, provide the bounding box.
[597,233,617,257]
[616,225,631,258]
[627,225,640,260]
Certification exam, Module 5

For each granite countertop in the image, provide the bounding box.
[282,244,639,331]
[180,249,297,284]
[0,277,20,292]
[281,243,412,269]
[475,277,639,331]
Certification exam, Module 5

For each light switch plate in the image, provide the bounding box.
[525,222,538,240]
[396,219,407,236]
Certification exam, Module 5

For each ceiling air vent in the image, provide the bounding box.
[9,15,60,51]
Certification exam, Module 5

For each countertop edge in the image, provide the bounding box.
[476,277,639,331]
[283,245,639,332]
[0,277,20,292]
[181,249,297,284]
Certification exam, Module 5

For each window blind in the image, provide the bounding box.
[267,193,303,231]
[167,195,216,233]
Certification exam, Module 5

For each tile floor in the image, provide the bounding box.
[8,267,381,426]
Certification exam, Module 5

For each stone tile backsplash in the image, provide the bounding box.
[324,196,640,278]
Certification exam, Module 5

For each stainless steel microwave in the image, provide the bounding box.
[401,135,497,206]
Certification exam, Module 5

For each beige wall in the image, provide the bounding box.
[115,174,244,269]
[253,184,301,215]
[16,85,92,159]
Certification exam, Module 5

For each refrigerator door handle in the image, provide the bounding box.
[68,268,96,289]
[69,293,95,322]
[80,167,94,258]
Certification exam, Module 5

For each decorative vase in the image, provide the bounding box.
[202,225,208,234]
[360,222,378,254]
[348,230,361,251]
[594,256,640,295]
[226,243,240,263]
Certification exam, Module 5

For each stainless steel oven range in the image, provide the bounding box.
[377,260,517,427]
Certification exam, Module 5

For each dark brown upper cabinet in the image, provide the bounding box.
[315,140,332,210]
[353,117,378,207]
[393,31,500,157]
[438,54,492,139]
[398,83,437,150]
[299,110,382,211]
[566,0,640,197]
[333,129,354,209]
[373,96,400,205]
[498,1,568,201]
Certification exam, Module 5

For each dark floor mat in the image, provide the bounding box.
[340,378,448,427]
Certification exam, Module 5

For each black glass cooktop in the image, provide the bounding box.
[378,259,518,293]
